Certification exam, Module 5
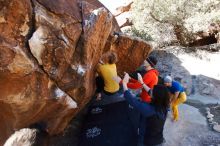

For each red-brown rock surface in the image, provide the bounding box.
[104,34,152,75]
[0,0,151,145]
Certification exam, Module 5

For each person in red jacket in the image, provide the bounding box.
[127,56,159,103]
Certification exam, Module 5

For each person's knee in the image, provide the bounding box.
[172,104,178,108]
[179,92,187,102]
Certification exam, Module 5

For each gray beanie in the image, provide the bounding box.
[164,76,172,83]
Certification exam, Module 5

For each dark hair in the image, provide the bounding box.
[146,56,157,67]
[151,85,170,110]
[107,51,118,64]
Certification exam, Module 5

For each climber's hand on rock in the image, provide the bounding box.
[123,73,130,84]
[122,73,130,92]
[137,73,144,84]
[124,72,128,75]
[99,59,104,64]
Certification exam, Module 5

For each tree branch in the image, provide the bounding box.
[119,18,133,28]
[185,43,220,52]
[149,12,169,24]
[114,1,133,17]
[149,2,171,24]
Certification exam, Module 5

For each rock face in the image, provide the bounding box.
[0,0,151,145]
[105,34,151,75]
[213,124,220,133]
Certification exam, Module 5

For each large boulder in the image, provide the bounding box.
[112,34,151,75]
[0,0,151,145]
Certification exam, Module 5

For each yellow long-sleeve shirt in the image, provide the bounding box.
[97,64,119,93]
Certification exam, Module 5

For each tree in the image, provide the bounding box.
[131,0,220,46]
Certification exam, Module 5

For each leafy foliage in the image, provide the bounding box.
[124,27,153,41]
[130,0,220,46]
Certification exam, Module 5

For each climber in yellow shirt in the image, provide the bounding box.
[96,51,120,100]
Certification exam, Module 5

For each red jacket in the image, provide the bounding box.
[127,69,159,103]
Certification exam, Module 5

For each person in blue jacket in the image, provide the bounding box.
[122,73,170,146]
[164,76,187,121]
